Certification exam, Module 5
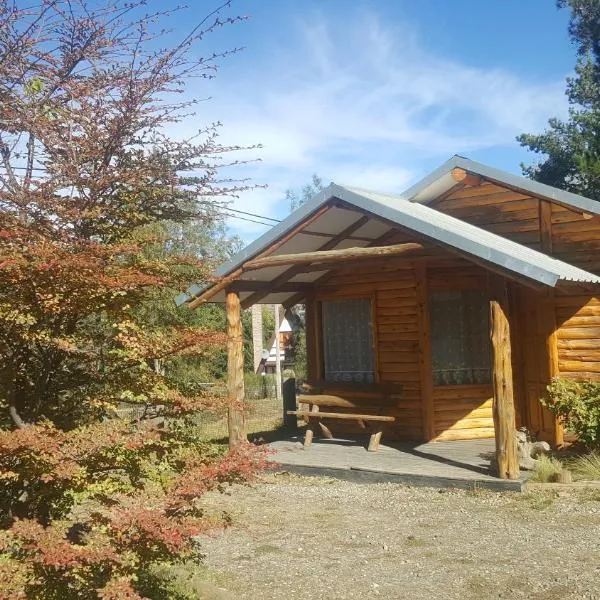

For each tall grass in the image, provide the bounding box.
[570,453,600,481]
[529,455,564,483]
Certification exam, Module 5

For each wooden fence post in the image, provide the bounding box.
[282,369,297,430]
[489,275,520,480]
[226,290,246,447]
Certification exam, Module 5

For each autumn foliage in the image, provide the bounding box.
[0,421,267,599]
[0,1,264,598]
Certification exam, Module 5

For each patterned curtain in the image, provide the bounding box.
[429,290,491,386]
[322,298,375,383]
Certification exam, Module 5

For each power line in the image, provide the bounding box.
[212,205,280,224]
[216,210,276,227]
[0,169,284,228]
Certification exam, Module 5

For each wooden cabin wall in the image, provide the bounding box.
[311,265,423,441]
[432,385,494,441]
[428,266,495,441]
[555,294,600,380]
[512,287,559,444]
[551,205,600,275]
[309,257,498,442]
[430,180,600,276]
[429,178,600,445]
[430,182,541,248]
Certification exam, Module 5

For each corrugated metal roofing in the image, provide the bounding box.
[177,159,600,306]
[403,155,600,215]
[337,184,600,286]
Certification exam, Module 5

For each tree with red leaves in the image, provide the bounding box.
[0,2,265,597]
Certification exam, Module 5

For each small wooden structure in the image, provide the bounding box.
[178,156,600,479]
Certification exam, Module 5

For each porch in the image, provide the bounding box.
[177,171,600,482]
[269,436,525,491]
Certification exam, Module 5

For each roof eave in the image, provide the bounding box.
[406,155,600,216]
[177,184,339,306]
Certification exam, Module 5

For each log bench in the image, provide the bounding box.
[286,381,402,452]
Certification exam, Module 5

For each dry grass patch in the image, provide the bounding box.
[569,452,600,481]
[529,455,564,482]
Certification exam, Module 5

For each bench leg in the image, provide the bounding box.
[368,430,383,452]
[318,421,333,439]
[304,426,314,448]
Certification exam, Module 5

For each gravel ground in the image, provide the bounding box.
[197,474,600,600]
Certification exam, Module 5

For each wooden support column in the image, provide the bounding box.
[488,275,520,480]
[416,264,435,441]
[226,290,246,447]
[538,290,564,447]
[539,199,563,447]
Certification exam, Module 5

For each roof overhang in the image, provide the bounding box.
[405,155,600,216]
[177,157,600,308]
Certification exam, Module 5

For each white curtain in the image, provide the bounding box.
[322,298,375,383]
[429,290,491,386]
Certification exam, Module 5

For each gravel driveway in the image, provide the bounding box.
[197,474,600,600]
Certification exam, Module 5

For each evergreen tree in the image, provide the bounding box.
[518,0,600,200]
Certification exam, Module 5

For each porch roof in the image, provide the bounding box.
[177,176,600,308]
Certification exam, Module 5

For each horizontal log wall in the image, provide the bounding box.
[433,385,494,441]
[551,205,600,275]
[431,180,600,275]
[430,182,541,248]
[555,295,600,380]
[315,266,423,440]
[313,257,495,442]
[432,179,599,443]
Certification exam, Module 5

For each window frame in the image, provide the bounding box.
[428,288,492,387]
[315,293,379,384]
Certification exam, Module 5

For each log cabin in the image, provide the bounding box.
[177,155,600,479]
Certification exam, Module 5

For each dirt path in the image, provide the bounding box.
[198,474,600,600]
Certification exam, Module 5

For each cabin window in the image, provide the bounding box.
[321,297,375,383]
[429,290,491,386]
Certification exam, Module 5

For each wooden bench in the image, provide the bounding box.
[287,381,402,452]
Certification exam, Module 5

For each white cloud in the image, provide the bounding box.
[182,8,568,242]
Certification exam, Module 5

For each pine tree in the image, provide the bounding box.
[518,0,600,201]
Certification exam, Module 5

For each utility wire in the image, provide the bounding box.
[207,204,281,224]
[0,170,284,228]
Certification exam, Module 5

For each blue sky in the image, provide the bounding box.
[173,1,575,242]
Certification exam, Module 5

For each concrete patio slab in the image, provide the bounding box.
[268,437,526,491]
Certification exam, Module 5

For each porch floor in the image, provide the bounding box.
[268,436,526,491]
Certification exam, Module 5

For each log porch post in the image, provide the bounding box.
[488,275,520,480]
[226,290,246,447]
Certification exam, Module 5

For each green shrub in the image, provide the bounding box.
[542,378,600,448]
[570,453,600,481]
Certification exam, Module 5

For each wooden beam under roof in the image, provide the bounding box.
[451,167,482,187]
[187,204,330,309]
[229,280,315,293]
[282,227,408,308]
[240,215,370,309]
[243,242,425,272]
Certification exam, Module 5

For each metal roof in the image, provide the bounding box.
[177,159,600,307]
[337,184,600,287]
[403,155,600,215]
